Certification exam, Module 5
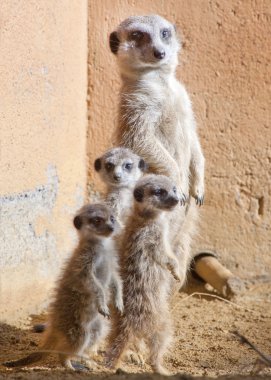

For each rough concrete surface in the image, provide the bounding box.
[87,1,271,278]
[0,0,88,325]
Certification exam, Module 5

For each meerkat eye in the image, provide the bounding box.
[110,216,115,224]
[105,162,114,171]
[91,217,103,226]
[130,31,144,41]
[153,188,167,197]
[173,186,177,194]
[161,29,171,39]
[124,163,133,171]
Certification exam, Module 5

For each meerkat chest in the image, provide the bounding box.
[157,92,188,155]
[93,244,112,284]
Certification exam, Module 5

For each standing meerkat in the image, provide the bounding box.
[106,174,181,375]
[33,148,147,336]
[4,204,123,370]
[109,15,204,283]
[94,147,147,224]
[109,15,243,297]
[109,14,205,204]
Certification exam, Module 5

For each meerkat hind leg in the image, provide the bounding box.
[148,331,171,376]
[58,354,76,370]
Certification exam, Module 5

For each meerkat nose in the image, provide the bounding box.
[167,196,179,207]
[113,174,121,181]
[153,49,165,60]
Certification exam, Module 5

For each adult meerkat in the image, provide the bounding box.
[106,174,181,375]
[109,14,204,286]
[109,14,204,203]
[109,15,241,296]
[94,147,147,224]
[4,204,123,370]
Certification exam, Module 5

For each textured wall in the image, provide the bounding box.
[0,0,88,325]
[88,1,271,277]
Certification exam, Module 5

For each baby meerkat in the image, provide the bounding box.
[105,174,181,376]
[109,14,205,283]
[4,204,123,370]
[94,147,147,224]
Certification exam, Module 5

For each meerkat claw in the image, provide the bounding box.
[195,195,204,206]
[98,307,110,319]
[180,194,187,206]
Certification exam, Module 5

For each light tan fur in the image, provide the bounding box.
[109,14,205,283]
[106,174,180,375]
[4,204,123,370]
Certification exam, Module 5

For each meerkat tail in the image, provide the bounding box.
[3,352,46,368]
[3,335,56,368]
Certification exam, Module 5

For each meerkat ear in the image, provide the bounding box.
[94,158,102,171]
[109,31,120,54]
[73,215,82,230]
[138,159,148,172]
[134,187,144,202]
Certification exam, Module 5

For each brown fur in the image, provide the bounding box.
[4,204,123,370]
[106,175,180,375]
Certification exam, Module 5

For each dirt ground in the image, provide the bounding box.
[1,275,271,380]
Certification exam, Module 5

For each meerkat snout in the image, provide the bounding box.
[153,48,165,60]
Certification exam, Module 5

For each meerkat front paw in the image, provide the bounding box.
[179,192,188,206]
[98,305,110,319]
[191,184,204,206]
[115,297,124,315]
[166,260,181,282]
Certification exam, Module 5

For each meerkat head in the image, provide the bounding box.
[73,204,119,239]
[133,174,179,217]
[109,15,180,75]
[94,147,148,189]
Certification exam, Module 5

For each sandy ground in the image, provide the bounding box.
[1,275,271,379]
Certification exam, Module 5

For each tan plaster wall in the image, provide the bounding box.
[88,1,271,277]
[0,0,88,326]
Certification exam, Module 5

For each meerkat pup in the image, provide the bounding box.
[33,148,147,336]
[4,204,123,370]
[109,14,205,284]
[106,174,181,375]
[94,147,147,224]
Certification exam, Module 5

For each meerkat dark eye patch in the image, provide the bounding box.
[134,187,144,202]
[94,158,102,171]
[153,188,167,197]
[124,162,133,170]
[129,30,144,41]
[161,28,171,39]
[109,31,120,54]
[73,216,82,230]
[138,159,148,172]
[105,162,114,171]
[91,217,104,226]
